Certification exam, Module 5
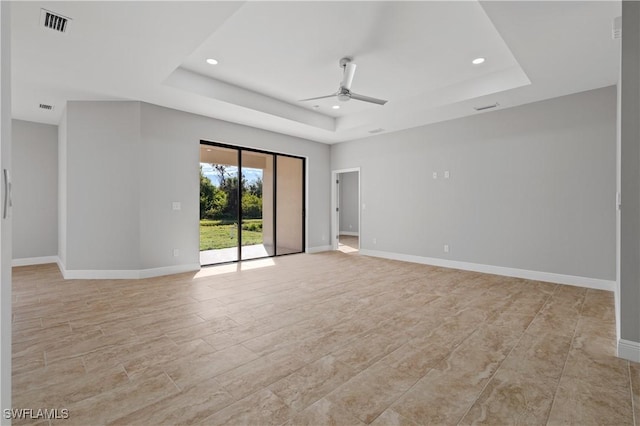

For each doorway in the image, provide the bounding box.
[199,142,305,265]
[332,168,360,253]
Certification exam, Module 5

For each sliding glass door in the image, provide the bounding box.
[199,142,304,265]
[276,155,304,255]
[241,150,275,260]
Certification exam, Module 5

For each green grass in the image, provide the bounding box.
[200,219,263,251]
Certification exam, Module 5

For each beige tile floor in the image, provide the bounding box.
[11,252,640,425]
[338,235,359,254]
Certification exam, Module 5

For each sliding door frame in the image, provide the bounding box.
[200,140,306,263]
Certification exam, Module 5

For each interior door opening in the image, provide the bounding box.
[199,142,305,266]
[333,169,360,253]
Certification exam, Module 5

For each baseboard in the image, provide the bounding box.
[307,245,332,254]
[339,231,359,236]
[359,249,615,292]
[618,339,640,362]
[57,261,201,280]
[138,264,201,279]
[12,256,59,267]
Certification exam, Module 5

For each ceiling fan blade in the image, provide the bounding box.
[299,94,336,102]
[349,92,388,105]
[341,63,357,90]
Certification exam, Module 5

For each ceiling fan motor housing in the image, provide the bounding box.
[337,89,351,102]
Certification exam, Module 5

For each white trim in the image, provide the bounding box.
[332,167,361,251]
[618,339,640,362]
[360,249,616,292]
[138,264,201,279]
[307,245,332,254]
[12,256,59,267]
[339,231,359,236]
[57,261,200,280]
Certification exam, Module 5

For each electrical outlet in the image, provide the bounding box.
[172,202,181,211]
[444,244,449,253]
[444,170,450,179]
[432,172,438,179]
[173,248,179,257]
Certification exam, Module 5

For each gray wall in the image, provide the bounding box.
[139,103,330,268]
[58,107,67,266]
[339,171,359,234]
[62,102,141,270]
[12,119,58,260]
[332,86,616,281]
[620,1,640,346]
[58,100,331,272]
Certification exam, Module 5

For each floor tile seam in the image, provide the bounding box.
[163,370,182,393]
[201,386,287,424]
[455,317,546,423]
[217,353,307,401]
[629,362,637,426]
[454,288,557,425]
[543,289,587,425]
[383,325,488,425]
[264,358,347,415]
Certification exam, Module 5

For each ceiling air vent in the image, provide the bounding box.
[613,16,621,40]
[40,9,71,33]
[39,104,54,111]
[474,102,499,112]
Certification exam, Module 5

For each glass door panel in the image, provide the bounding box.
[275,155,304,255]
[199,145,239,265]
[241,151,274,260]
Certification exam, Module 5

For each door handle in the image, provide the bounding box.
[3,168,11,219]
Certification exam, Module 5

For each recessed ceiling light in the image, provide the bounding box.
[472,57,485,65]
[206,149,212,152]
[332,105,340,109]
[206,58,218,65]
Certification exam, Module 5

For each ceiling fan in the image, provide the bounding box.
[300,57,388,106]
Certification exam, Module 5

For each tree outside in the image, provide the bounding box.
[199,164,263,251]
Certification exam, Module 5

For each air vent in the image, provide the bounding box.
[39,104,54,111]
[368,128,385,134]
[40,9,71,33]
[474,102,499,112]
[613,16,621,40]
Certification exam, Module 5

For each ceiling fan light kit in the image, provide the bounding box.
[300,57,388,106]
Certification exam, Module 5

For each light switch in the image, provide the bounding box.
[172,202,181,211]
[444,171,450,179]
[432,172,438,179]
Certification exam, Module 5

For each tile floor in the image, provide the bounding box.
[338,235,359,254]
[11,252,640,425]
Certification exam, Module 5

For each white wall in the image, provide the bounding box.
[0,1,11,419]
[332,86,616,283]
[12,119,58,261]
[339,171,359,234]
[57,100,331,276]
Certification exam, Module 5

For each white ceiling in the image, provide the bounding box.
[11,1,621,144]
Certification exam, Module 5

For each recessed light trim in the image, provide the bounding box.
[332,105,340,110]
[472,57,485,65]
[206,58,218,65]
